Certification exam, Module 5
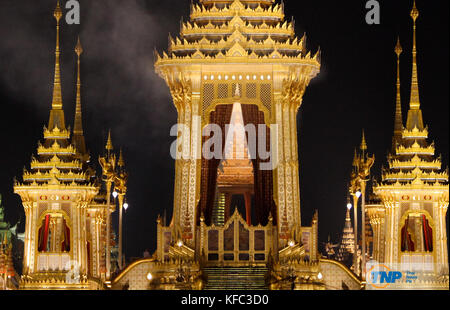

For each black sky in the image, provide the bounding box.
[0,0,448,259]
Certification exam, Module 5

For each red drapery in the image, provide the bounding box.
[87,241,91,276]
[39,215,51,252]
[241,104,276,226]
[61,218,70,252]
[198,104,233,225]
[422,215,433,252]
[401,217,415,252]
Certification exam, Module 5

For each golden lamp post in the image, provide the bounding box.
[114,150,128,270]
[349,149,361,275]
[99,131,116,280]
[357,133,375,281]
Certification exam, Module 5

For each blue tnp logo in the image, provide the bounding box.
[371,271,402,284]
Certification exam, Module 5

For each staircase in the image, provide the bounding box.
[203,266,269,290]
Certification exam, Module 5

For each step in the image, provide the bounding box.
[203,267,269,290]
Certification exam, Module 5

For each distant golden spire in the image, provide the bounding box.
[352,148,359,167]
[52,0,63,110]
[106,130,113,151]
[360,130,367,152]
[409,0,420,110]
[393,37,403,151]
[118,149,125,167]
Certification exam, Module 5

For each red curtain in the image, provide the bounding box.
[61,219,70,252]
[87,241,91,276]
[198,104,233,225]
[242,104,276,226]
[39,215,51,252]
[401,217,415,252]
[422,215,433,252]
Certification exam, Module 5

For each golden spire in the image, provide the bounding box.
[52,0,63,110]
[48,0,66,130]
[118,149,125,167]
[73,36,88,159]
[360,130,367,152]
[74,36,83,134]
[409,0,420,110]
[106,130,113,151]
[405,0,424,131]
[393,37,403,151]
[352,148,359,167]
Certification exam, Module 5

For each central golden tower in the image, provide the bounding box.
[155,0,320,250]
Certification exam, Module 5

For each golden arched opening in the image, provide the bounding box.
[399,210,434,254]
[36,210,72,254]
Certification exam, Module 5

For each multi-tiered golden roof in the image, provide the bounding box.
[155,0,319,67]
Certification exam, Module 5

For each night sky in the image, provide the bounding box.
[0,0,448,260]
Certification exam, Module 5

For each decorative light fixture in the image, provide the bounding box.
[347,203,352,210]
[123,202,129,210]
[356,191,362,198]
[317,272,323,280]
[288,240,295,247]
[146,272,153,281]
[177,240,183,247]
[112,191,118,199]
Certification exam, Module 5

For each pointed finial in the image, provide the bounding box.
[54,0,63,23]
[106,130,113,151]
[118,149,125,167]
[360,130,367,151]
[411,0,419,22]
[75,36,83,57]
[395,37,403,56]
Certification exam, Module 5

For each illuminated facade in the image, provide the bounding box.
[370,2,449,289]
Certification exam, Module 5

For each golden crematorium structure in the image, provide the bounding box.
[8,0,448,290]
[112,0,362,290]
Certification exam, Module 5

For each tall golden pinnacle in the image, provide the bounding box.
[409,0,420,110]
[393,37,404,150]
[52,0,63,110]
[74,37,84,135]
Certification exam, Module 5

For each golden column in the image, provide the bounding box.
[114,150,128,270]
[99,131,116,279]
